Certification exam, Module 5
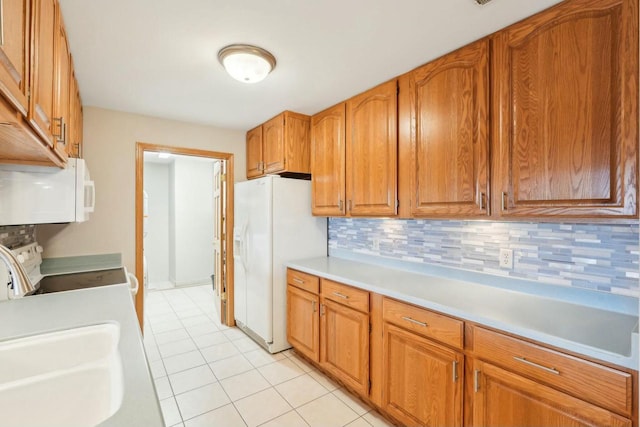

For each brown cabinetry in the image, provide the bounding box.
[406,39,489,217]
[245,111,311,179]
[52,5,69,160]
[286,283,319,363]
[381,299,463,426]
[67,71,82,158]
[0,0,30,115]
[311,103,346,216]
[469,359,631,427]
[492,0,638,218]
[346,80,398,216]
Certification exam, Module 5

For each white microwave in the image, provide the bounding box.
[0,158,95,225]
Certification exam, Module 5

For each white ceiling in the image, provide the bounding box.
[58,0,563,131]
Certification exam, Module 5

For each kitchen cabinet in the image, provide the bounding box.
[52,5,70,160]
[67,71,83,158]
[492,0,638,218]
[311,103,346,216]
[381,298,463,426]
[406,39,489,218]
[246,125,263,178]
[0,0,31,115]
[320,280,370,396]
[346,80,398,216]
[29,0,58,149]
[245,111,311,179]
[469,359,631,427]
[286,269,320,363]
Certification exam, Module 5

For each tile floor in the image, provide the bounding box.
[144,285,394,427]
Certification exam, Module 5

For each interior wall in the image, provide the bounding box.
[172,157,215,285]
[37,107,246,273]
[143,163,170,285]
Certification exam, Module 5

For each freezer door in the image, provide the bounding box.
[233,181,250,326]
[245,178,273,342]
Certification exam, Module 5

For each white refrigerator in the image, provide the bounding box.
[233,176,327,353]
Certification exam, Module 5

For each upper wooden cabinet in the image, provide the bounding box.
[52,5,70,160]
[311,103,346,216]
[492,0,638,219]
[29,0,58,148]
[0,0,30,115]
[67,71,83,158]
[346,80,398,216]
[406,39,490,218]
[245,111,311,179]
[246,125,263,178]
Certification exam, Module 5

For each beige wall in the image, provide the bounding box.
[37,107,246,272]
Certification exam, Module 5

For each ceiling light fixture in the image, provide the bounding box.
[217,44,276,84]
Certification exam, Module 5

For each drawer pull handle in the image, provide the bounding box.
[332,292,349,299]
[452,360,458,383]
[312,300,317,313]
[402,316,428,327]
[513,356,560,375]
[293,278,305,284]
[474,369,480,392]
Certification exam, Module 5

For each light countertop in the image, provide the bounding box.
[0,284,164,426]
[287,256,639,370]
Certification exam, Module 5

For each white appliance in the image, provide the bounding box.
[0,158,95,225]
[234,176,327,353]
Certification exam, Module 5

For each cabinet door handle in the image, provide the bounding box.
[338,198,343,212]
[293,278,304,284]
[332,292,349,300]
[347,200,352,212]
[52,117,63,141]
[320,303,325,316]
[513,356,560,375]
[452,360,458,383]
[402,316,428,327]
[479,192,485,210]
[501,192,508,211]
[474,369,480,392]
[312,300,317,313]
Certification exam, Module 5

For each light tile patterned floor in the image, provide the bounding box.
[144,285,394,427]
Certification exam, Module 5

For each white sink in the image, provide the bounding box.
[0,323,124,427]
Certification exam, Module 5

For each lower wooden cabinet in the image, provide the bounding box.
[320,297,369,396]
[470,359,631,427]
[382,323,463,426]
[286,284,319,363]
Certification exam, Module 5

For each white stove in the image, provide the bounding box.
[0,242,44,300]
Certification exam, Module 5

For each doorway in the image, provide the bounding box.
[135,142,235,330]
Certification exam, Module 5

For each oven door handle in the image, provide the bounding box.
[127,272,139,297]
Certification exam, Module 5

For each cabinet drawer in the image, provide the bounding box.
[321,279,369,312]
[471,326,633,416]
[383,298,463,349]
[287,269,319,294]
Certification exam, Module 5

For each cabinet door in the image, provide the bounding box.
[67,73,81,158]
[286,285,319,362]
[53,7,69,160]
[320,298,369,396]
[0,0,30,115]
[470,360,631,427]
[263,113,285,173]
[246,125,263,179]
[29,0,57,148]
[492,0,638,218]
[311,103,346,216]
[382,323,463,427]
[346,80,398,216]
[409,39,489,217]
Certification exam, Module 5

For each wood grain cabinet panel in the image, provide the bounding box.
[29,0,58,148]
[0,0,30,115]
[246,125,263,178]
[346,80,398,216]
[470,360,631,427]
[320,297,369,396]
[408,39,490,217]
[263,113,285,173]
[383,323,463,427]
[286,284,320,363]
[492,0,638,218]
[311,103,346,216]
[52,6,69,161]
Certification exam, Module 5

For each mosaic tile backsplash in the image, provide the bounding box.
[328,218,640,297]
[0,225,36,249]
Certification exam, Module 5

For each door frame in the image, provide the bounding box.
[134,142,235,329]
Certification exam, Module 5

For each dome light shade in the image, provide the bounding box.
[218,44,276,84]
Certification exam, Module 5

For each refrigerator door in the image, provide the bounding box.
[233,181,251,327]
[244,178,273,342]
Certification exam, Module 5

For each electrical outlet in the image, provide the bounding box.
[372,238,380,251]
[499,248,513,269]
